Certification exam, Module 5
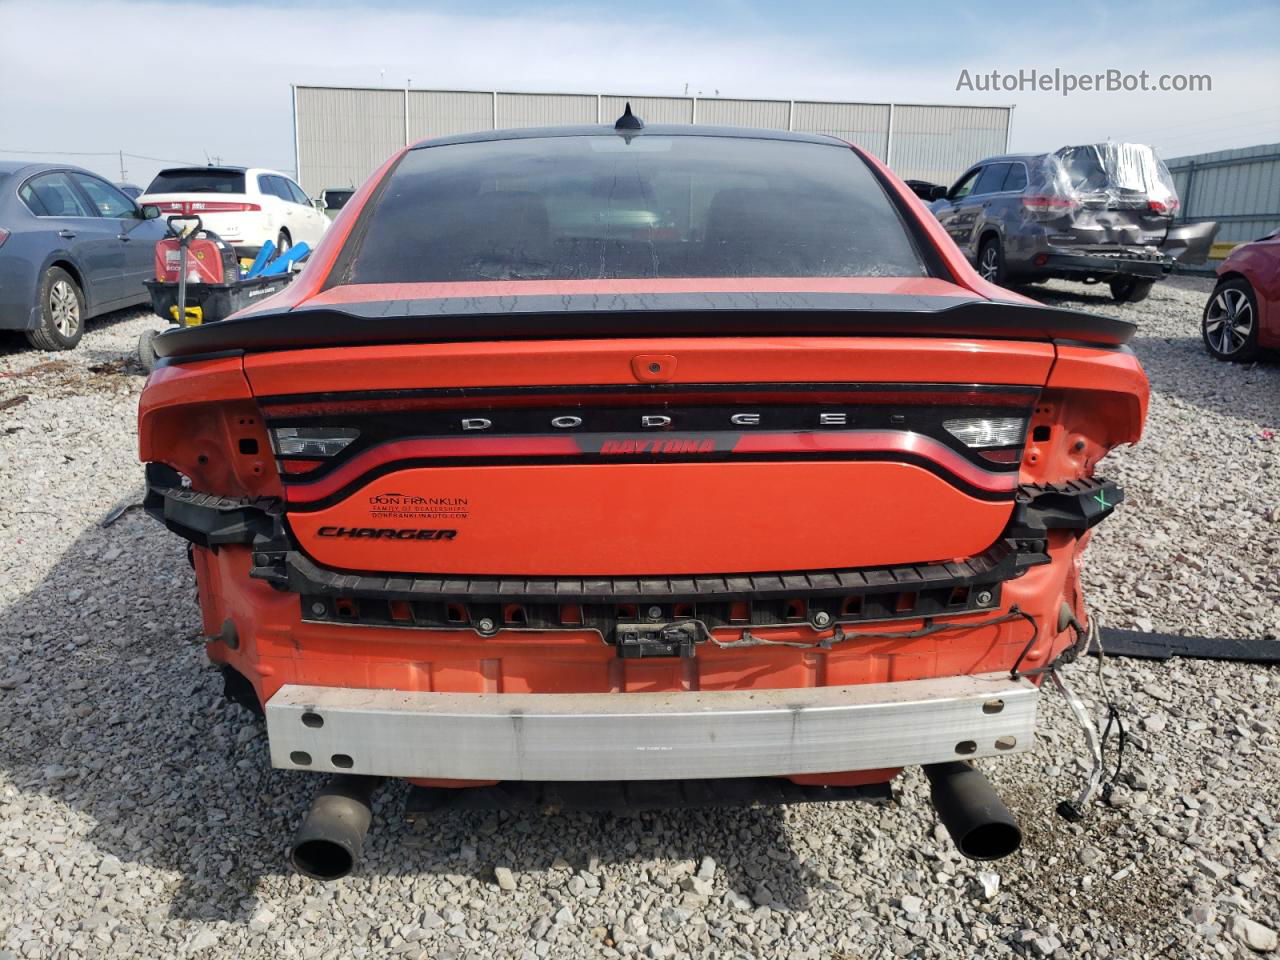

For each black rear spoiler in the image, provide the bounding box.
[152,292,1135,360]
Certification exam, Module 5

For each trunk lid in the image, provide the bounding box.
[242,333,1057,578]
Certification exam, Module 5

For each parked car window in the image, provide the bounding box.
[324,189,355,211]
[284,179,311,206]
[71,173,136,218]
[344,135,928,283]
[257,174,288,200]
[20,172,94,218]
[268,175,296,202]
[1001,163,1028,193]
[949,169,980,201]
[973,163,1012,196]
[145,168,245,194]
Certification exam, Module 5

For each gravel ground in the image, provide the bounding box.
[0,284,1277,960]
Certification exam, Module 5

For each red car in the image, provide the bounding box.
[139,112,1148,878]
[1203,229,1280,361]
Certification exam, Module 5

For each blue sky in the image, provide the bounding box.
[1,0,1277,187]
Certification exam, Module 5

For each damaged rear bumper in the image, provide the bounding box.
[264,672,1038,781]
[1039,250,1173,281]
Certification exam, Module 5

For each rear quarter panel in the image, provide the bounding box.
[1220,239,1280,346]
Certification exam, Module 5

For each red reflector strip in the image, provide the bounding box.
[282,431,1016,503]
[284,436,582,502]
[279,458,328,474]
[732,431,1017,492]
[147,200,261,214]
[978,449,1022,464]
[188,201,261,213]
[1021,194,1079,213]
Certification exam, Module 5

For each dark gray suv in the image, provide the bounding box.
[925,143,1217,302]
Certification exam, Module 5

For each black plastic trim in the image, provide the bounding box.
[256,380,1039,409]
[1007,477,1123,536]
[274,539,1031,604]
[152,295,1136,359]
[143,465,280,549]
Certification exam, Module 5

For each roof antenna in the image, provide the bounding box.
[615,102,644,131]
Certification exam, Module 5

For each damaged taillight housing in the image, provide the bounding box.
[270,426,360,457]
[943,417,1027,463]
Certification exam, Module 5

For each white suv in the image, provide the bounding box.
[139,166,329,258]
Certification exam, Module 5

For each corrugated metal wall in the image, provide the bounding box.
[293,85,1011,196]
[792,101,891,160]
[889,105,1013,184]
[599,96,693,125]
[695,97,790,130]
[1167,142,1280,248]
[294,87,405,193]
[407,90,490,142]
[496,92,597,128]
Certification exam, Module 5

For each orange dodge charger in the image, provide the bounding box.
[139,110,1147,879]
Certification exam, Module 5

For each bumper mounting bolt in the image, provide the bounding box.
[976,591,993,606]
[812,611,832,628]
[477,617,496,633]
[647,606,663,620]
[310,602,327,617]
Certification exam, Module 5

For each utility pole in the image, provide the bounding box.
[119,150,127,183]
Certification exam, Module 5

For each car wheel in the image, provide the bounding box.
[977,237,1006,284]
[276,230,291,256]
[137,328,160,373]
[26,266,85,351]
[1202,278,1261,362]
[1109,277,1155,303]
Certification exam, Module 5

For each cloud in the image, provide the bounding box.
[1,0,1276,188]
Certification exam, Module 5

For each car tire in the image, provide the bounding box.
[1109,277,1155,303]
[276,230,291,256]
[26,266,85,351]
[1202,278,1261,362]
[976,237,1006,285]
[137,328,160,373]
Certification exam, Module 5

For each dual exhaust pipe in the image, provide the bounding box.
[289,763,1020,880]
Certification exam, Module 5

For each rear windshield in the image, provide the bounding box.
[343,135,927,283]
[1055,144,1171,197]
[145,169,245,194]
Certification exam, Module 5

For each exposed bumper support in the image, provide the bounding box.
[266,672,1038,781]
[1040,252,1171,280]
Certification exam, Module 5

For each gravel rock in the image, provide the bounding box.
[0,288,1276,959]
[977,871,1000,900]
[1231,916,1278,953]
[493,866,517,891]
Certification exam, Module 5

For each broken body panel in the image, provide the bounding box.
[138,126,1148,824]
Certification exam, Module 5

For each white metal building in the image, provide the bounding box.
[292,85,1011,197]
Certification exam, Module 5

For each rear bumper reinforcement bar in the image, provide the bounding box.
[265,672,1038,781]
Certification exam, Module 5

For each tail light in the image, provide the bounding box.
[270,427,360,457]
[188,201,261,213]
[1147,198,1179,215]
[147,201,261,214]
[1021,195,1079,216]
[0,227,9,248]
[943,416,1027,449]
